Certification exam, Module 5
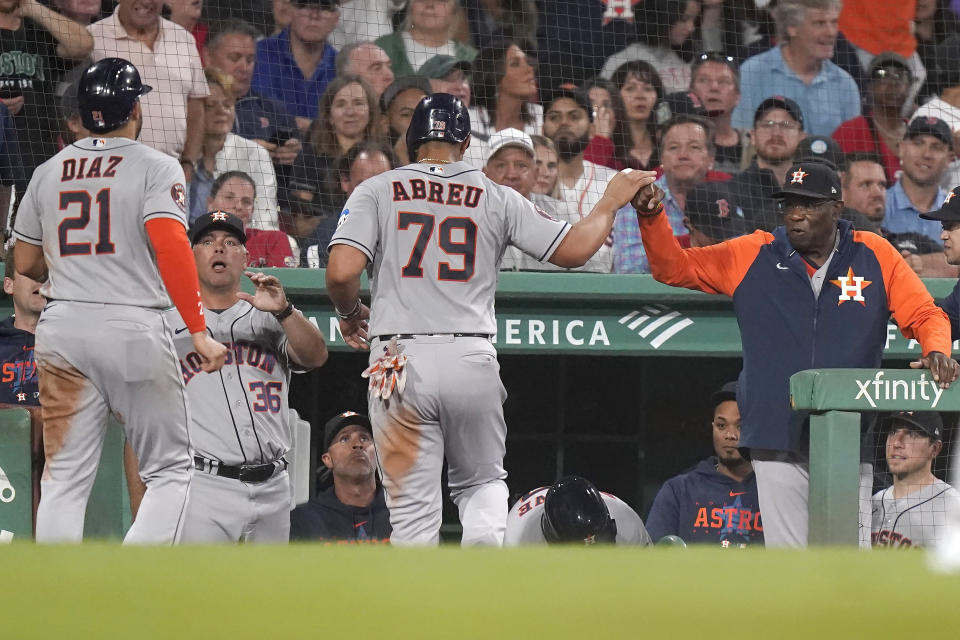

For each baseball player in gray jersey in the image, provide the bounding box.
[326,93,658,546]
[872,411,960,548]
[168,211,327,543]
[12,58,227,544]
[504,476,653,546]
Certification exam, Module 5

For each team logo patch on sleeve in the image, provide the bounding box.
[534,206,559,222]
[171,183,186,212]
[336,209,350,228]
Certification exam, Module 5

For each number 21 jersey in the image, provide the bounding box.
[13,137,188,308]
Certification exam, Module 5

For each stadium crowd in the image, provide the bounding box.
[1,0,960,550]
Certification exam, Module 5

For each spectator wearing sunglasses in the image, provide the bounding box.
[689,52,750,173]
[832,52,912,184]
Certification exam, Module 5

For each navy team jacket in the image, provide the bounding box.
[641,215,952,453]
[646,457,763,546]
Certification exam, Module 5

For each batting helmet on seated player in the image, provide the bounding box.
[77,57,152,133]
[405,92,471,157]
[541,476,618,544]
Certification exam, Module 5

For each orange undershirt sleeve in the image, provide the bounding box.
[145,217,205,334]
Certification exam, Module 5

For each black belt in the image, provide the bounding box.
[193,455,288,484]
[375,333,492,342]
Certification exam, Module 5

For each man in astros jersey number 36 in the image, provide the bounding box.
[325,93,659,545]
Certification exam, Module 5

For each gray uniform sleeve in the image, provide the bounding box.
[502,187,571,263]
[606,495,653,546]
[329,182,380,261]
[12,181,42,244]
[143,156,189,226]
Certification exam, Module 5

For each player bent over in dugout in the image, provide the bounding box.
[326,93,658,546]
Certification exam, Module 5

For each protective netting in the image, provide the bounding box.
[3,0,960,547]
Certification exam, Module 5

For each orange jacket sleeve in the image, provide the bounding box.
[145,218,206,334]
[639,209,771,297]
[854,231,952,357]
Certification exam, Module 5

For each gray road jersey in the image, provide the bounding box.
[329,161,571,335]
[165,301,292,466]
[503,486,652,546]
[871,479,960,548]
[13,137,187,308]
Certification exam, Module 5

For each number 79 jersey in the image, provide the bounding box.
[329,162,571,335]
[13,137,188,308]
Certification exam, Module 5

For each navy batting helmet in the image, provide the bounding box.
[78,58,152,133]
[541,476,617,545]
[405,92,471,158]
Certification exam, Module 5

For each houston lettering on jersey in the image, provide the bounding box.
[392,178,483,208]
[180,339,278,383]
[871,529,915,548]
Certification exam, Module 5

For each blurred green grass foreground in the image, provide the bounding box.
[2,545,959,639]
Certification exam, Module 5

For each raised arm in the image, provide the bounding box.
[19,0,93,60]
[549,169,657,268]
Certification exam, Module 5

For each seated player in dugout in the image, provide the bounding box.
[871,411,960,549]
[0,244,44,406]
[503,476,652,546]
[645,381,763,547]
[125,211,327,540]
[289,411,391,543]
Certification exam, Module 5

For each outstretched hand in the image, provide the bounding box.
[237,271,288,312]
[910,351,960,388]
[339,303,371,351]
[602,169,659,211]
[632,180,666,215]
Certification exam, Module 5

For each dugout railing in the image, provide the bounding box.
[1,272,958,539]
[791,368,960,546]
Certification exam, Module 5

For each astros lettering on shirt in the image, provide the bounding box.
[0,317,39,405]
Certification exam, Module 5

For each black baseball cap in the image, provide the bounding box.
[189,210,247,245]
[322,411,373,452]
[418,55,472,80]
[685,183,747,241]
[711,381,738,407]
[906,116,954,150]
[920,186,960,222]
[381,75,432,111]
[543,85,594,122]
[868,51,913,82]
[754,95,805,129]
[654,91,707,127]
[772,161,842,200]
[882,410,943,441]
[795,136,846,172]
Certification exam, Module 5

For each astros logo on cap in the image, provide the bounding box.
[211,211,228,221]
[946,191,956,204]
[791,168,808,184]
